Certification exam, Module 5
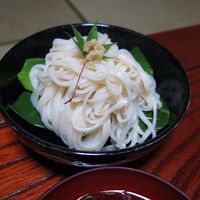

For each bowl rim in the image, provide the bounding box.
[0,22,190,156]
[38,167,191,200]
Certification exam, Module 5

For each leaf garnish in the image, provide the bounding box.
[67,23,115,60]
[71,25,85,55]
[103,42,118,53]
[131,46,153,76]
[103,55,112,60]
[87,23,98,41]
[103,43,113,53]
[17,58,45,91]
[9,91,45,128]
[139,99,170,131]
[65,31,78,45]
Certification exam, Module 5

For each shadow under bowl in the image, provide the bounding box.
[0,23,190,167]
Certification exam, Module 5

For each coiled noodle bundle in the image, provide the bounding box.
[30,32,162,151]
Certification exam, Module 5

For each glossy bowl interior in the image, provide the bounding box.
[39,167,191,200]
[0,23,190,167]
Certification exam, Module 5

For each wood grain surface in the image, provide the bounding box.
[0,25,200,200]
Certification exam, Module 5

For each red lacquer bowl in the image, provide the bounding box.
[39,167,191,200]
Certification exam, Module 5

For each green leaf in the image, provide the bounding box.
[103,42,118,53]
[139,98,170,131]
[71,25,85,54]
[17,58,45,91]
[131,46,153,76]
[87,24,98,41]
[9,91,45,128]
[103,55,112,60]
[103,43,113,53]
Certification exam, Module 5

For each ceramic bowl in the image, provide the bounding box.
[0,23,190,167]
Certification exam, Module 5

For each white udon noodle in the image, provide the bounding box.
[30,32,162,151]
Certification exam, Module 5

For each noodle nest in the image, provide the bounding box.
[30,32,162,151]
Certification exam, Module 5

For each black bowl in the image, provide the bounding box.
[0,23,190,167]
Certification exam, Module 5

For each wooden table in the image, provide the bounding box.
[0,25,200,200]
